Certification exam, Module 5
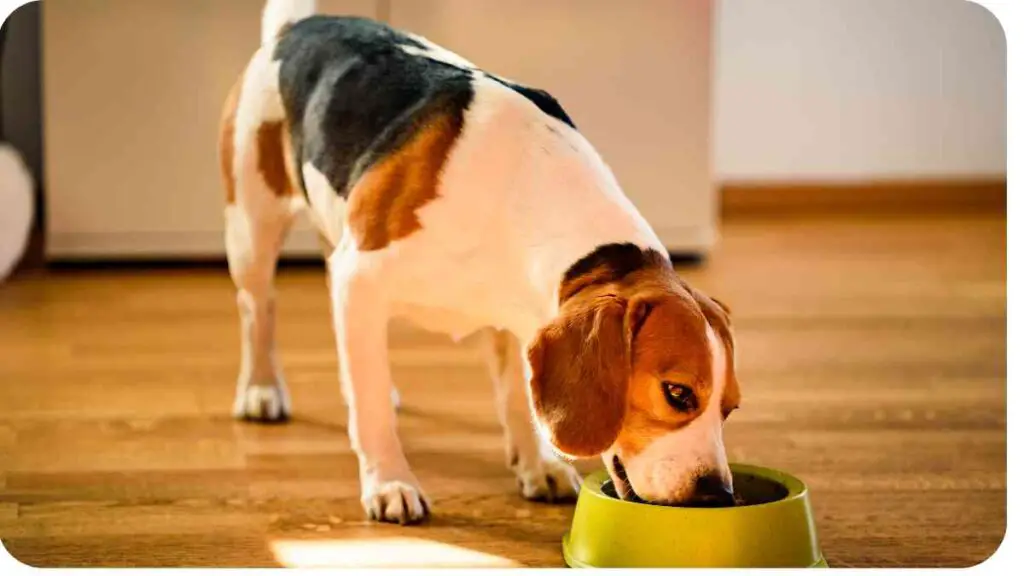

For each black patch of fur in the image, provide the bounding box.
[274,16,474,199]
[563,243,667,285]
[272,16,579,200]
[488,75,576,128]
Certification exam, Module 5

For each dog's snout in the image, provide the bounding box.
[688,474,736,508]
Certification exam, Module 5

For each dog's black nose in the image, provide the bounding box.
[689,474,736,508]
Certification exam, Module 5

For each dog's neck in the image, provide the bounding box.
[521,119,668,328]
[447,79,669,343]
[507,149,668,341]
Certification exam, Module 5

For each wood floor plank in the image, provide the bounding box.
[0,214,1005,567]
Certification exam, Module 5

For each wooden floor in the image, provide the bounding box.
[0,214,1006,568]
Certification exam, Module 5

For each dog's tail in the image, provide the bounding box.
[262,0,317,44]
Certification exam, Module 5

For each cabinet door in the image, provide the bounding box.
[43,0,377,260]
[389,0,716,254]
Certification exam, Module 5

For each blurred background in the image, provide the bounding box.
[0,0,1005,266]
[0,0,1007,569]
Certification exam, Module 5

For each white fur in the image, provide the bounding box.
[309,75,664,519]
[623,322,732,503]
[328,241,429,523]
[351,76,667,345]
[265,73,665,519]
[230,3,673,520]
[302,162,347,245]
[233,50,286,159]
[226,45,298,422]
[399,35,478,71]
[262,0,317,45]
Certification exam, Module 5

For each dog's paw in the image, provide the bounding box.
[516,459,582,503]
[233,383,290,423]
[362,480,430,525]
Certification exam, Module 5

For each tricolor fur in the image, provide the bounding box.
[219,0,742,524]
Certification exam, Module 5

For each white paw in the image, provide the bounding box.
[233,383,291,422]
[362,480,430,525]
[391,386,401,410]
[516,459,582,503]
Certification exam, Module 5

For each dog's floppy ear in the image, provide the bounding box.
[527,294,648,459]
[709,296,731,319]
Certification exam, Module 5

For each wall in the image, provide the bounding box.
[8,0,1010,262]
[40,0,717,259]
[1,1,41,180]
[388,0,715,252]
[713,0,1006,182]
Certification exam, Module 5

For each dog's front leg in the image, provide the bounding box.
[329,247,428,524]
[479,328,581,502]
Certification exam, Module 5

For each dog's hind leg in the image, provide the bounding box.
[220,47,300,423]
[478,328,582,502]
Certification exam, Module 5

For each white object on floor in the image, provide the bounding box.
[0,143,34,282]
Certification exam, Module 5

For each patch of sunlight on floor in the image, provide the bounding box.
[270,537,523,568]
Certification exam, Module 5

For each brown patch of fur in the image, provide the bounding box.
[218,77,243,204]
[559,267,619,304]
[256,121,295,198]
[491,329,513,376]
[527,294,632,458]
[346,111,462,251]
[558,245,664,304]
[615,283,716,459]
[529,260,739,460]
[281,126,301,195]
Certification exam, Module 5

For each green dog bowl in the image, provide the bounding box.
[562,463,827,568]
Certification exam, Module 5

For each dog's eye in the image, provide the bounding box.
[662,382,697,412]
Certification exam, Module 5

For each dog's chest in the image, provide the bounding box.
[386,245,546,342]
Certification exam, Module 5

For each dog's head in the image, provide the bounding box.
[527,244,741,507]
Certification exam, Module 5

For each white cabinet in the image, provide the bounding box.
[43,0,714,260]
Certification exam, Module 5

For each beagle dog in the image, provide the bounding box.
[220,0,741,524]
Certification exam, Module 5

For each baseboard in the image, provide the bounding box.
[719,177,1006,219]
[44,224,719,266]
[44,228,324,263]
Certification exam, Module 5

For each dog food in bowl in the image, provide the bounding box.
[598,471,790,507]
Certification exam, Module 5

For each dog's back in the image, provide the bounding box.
[223,1,591,251]
[273,15,478,213]
[219,2,738,525]
[221,0,663,336]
